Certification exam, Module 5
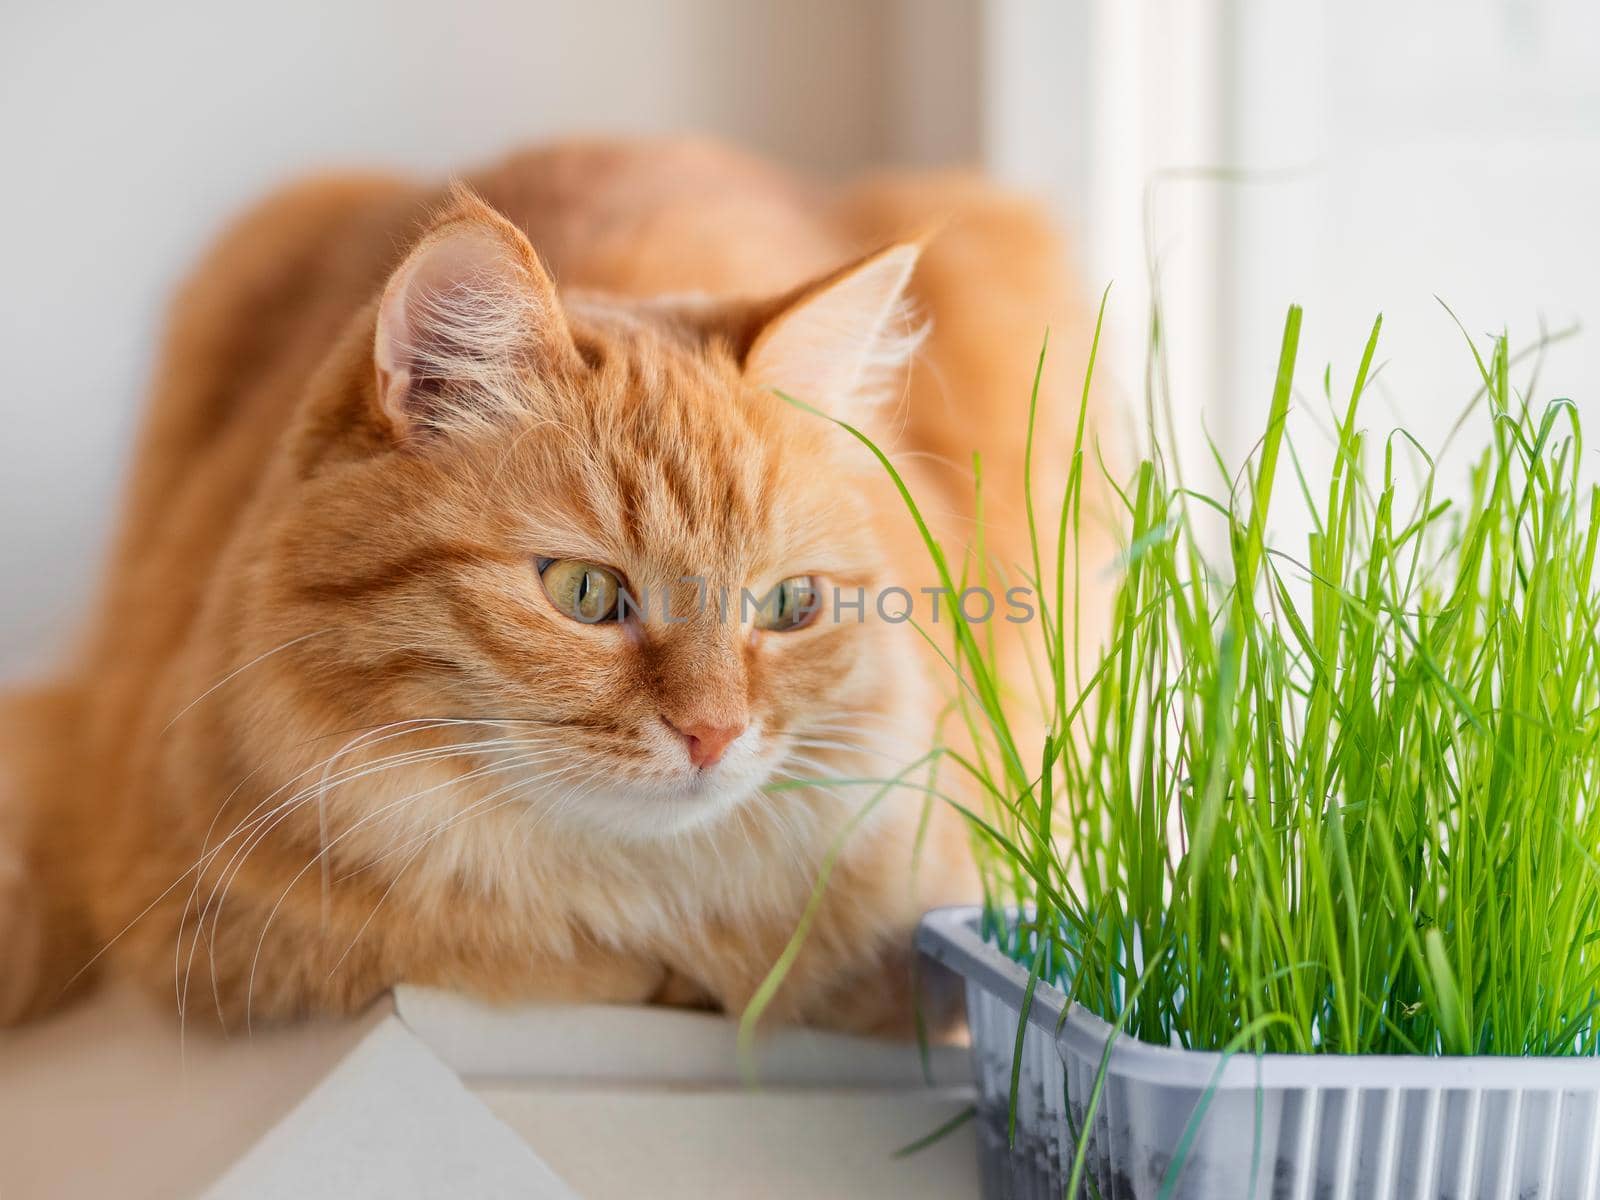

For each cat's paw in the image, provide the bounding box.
[818,940,968,1041]
[650,969,718,1011]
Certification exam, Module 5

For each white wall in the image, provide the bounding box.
[1222,0,1600,454]
[0,0,898,680]
[964,0,1599,505]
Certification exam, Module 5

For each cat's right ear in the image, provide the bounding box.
[737,242,923,420]
[373,191,578,442]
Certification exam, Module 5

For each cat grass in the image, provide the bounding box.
[925,299,1600,1067]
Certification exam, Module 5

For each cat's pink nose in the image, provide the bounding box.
[666,718,746,769]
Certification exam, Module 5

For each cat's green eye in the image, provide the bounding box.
[540,559,624,624]
[753,575,820,633]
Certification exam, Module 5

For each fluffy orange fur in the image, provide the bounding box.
[0,139,1093,1034]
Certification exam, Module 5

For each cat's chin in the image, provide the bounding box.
[548,790,747,843]
[525,760,777,844]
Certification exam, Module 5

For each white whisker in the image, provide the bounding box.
[162,630,331,734]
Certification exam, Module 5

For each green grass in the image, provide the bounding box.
[873,301,1600,1062]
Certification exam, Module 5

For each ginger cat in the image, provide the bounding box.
[0,140,1090,1034]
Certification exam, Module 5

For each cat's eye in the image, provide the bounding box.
[752,575,821,632]
[539,559,624,624]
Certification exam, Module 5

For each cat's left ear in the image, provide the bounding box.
[740,243,923,417]
[373,188,579,442]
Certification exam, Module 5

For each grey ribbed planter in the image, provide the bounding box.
[917,906,1600,1199]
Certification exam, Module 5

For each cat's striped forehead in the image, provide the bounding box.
[591,350,777,566]
[531,320,833,588]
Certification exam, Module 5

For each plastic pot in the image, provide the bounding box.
[917,906,1600,1199]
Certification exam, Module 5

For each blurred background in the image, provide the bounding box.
[3,0,1598,679]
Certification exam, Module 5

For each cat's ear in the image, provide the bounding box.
[741,243,923,417]
[373,189,578,441]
